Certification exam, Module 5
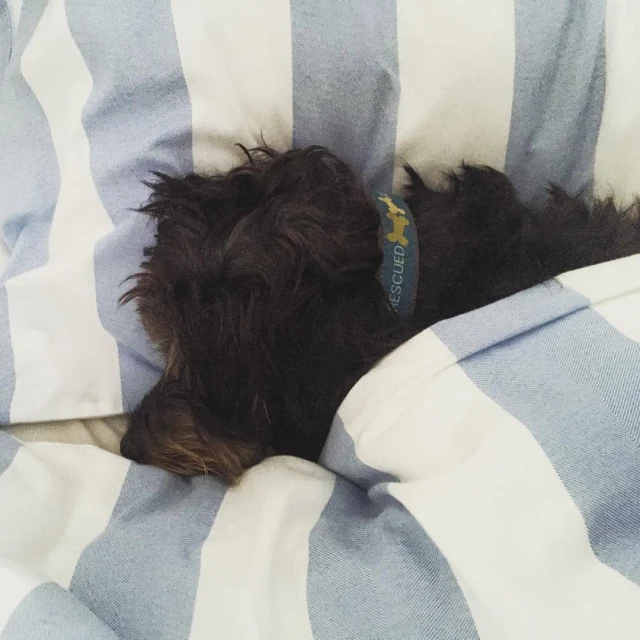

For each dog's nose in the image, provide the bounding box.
[120,430,144,463]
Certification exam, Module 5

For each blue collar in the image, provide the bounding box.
[374,192,419,318]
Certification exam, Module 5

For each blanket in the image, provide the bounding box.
[1,254,639,639]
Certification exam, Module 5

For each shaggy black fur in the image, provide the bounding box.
[120,146,640,482]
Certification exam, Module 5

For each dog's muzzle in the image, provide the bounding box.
[374,192,419,318]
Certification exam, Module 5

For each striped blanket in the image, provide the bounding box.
[2,255,640,638]
[2,1,640,638]
[2,0,640,423]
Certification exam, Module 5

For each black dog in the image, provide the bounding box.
[120,146,640,482]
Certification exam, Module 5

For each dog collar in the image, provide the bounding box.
[374,192,419,318]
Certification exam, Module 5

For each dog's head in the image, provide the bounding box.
[120,146,397,483]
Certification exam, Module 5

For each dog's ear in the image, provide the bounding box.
[120,379,262,484]
[120,167,261,352]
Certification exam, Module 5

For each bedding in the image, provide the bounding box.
[1,255,640,639]
[2,1,640,638]
[2,0,640,424]
[6,415,125,454]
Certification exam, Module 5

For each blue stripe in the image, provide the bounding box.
[310,417,479,639]
[0,582,119,640]
[321,415,396,488]
[0,1,10,91]
[69,464,225,640]
[65,0,193,413]
[290,0,400,193]
[0,431,20,475]
[505,0,606,205]
[433,283,640,585]
[0,0,60,424]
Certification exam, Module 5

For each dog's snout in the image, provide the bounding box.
[120,430,144,463]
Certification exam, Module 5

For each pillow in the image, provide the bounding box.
[1,0,639,424]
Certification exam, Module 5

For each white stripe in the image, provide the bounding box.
[0,559,47,635]
[0,442,129,588]
[6,0,122,422]
[171,0,293,174]
[6,0,22,35]
[394,0,515,191]
[594,0,640,202]
[189,457,334,640]
[557,254,640,343]
[339,330,640,639]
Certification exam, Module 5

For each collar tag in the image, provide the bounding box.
[374,192,419,318]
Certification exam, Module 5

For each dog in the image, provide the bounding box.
[120,145,640,482]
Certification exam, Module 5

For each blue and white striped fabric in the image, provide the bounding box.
[2,0,640,423]
[1,254,640,639]
[2,2,640,637]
